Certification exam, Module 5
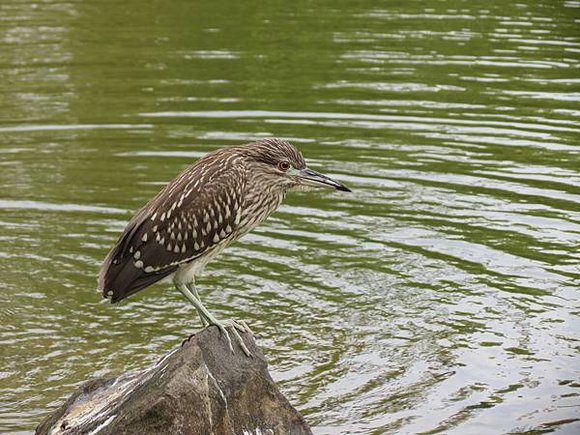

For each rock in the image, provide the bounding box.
[36,327,312,435]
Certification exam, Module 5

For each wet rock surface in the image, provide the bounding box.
[36,328,312,435]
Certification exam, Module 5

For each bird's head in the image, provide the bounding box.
[244,138,351,193]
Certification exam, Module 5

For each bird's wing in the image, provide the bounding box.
[98,158,246,303]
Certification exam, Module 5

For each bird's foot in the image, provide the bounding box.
[182,320,252,356]
[217,319,252,357]
[199,313,252,357]
[236,319,253,335]
[177,283,252,356]
[225,318,252,334]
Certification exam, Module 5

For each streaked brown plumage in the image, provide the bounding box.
[98,138,350,354]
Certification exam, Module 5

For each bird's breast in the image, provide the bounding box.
[169,189,285,286]
[237,190,286,235]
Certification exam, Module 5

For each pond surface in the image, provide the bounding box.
[1,0,579,433]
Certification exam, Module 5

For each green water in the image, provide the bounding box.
[1,0,579,433]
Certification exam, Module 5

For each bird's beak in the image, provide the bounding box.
[293,167,351,192]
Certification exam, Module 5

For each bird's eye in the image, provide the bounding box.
[278,161,291,172]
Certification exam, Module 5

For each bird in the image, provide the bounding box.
[98,138,351,355]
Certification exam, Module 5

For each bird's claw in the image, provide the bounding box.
[201,318,252,357]
[182,319,251,356]
[215,322,235,352]
[218,319,252,357]
[192,304,252,356]
[228,318,252,334]
[237,319,253,335]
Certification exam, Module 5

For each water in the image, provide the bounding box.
[1,0,579,433]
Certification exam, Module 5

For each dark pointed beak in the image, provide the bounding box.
[297,167,351,192]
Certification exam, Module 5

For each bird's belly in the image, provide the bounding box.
[171,244,228,285]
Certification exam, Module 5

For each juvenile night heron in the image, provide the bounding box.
[98,138,350,355]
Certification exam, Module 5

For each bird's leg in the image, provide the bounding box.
[237,319,254,335]
[177,283,224,330]
[175,283,251,356]
[186,282,209,327]
[177,283,234,349]
[183,284,252,335]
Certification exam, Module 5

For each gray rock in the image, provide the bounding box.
[36,328,312,435]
